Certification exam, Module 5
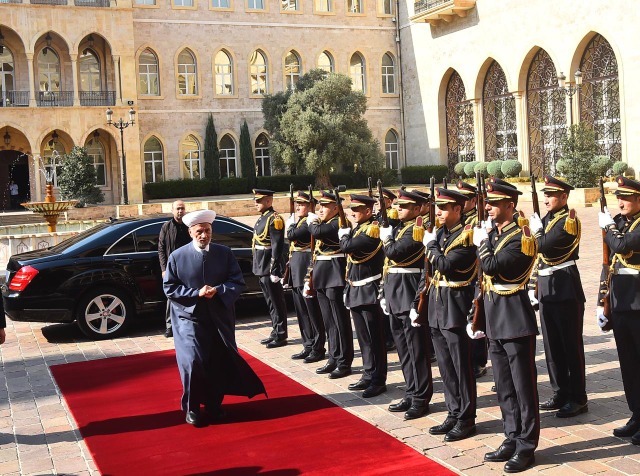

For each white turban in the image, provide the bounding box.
[182,210,216,228]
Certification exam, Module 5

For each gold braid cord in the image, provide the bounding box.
[539,211,581,266]
[485,228,537,296]
[613,214,640,270]
[252,215,273,249]
[383,220,425,278]
[290,218,310,253]
[346,222,383,279]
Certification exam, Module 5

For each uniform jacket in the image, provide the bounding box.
[463,209,478,227]
[252,207,285,277]
[340,219,384,308]
[158,218,190,272]
[308,215,346,289]
[286,217,313,288]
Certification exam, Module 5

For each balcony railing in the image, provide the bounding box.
[37,91,74,107]
[79,91,116,106]
[412,0,476,23]
[74,0,110,6]
[414,0,449,14]
[0,0,23,4]
[1,91,30,107]
[30,0,67,4]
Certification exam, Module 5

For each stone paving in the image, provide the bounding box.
[0,203,639,475]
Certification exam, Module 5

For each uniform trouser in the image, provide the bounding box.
[316,287,353,370]
[351,304,388,386]
[172,313,224,413]
[489,335,539,455]
[390,311,433,405]
[539,299,587,404]
[612,311,640,416]
[431,325,476,422]
[292,286,326,353]
[472,337,488,368]
[383,315,395,347]
[258,275,288,340]
[165,299,172,331]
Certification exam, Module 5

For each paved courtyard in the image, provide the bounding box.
[0,204,639,475]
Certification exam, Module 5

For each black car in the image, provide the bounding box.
[2,215,259,339]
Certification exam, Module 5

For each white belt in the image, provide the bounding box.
[614,268,640,275]
[316,253,346,261]
[254,245,271,250]
[387,267,421,274]
[349,274,382,286]
[492,283,520,291]
[437,280,470,287]
[537,260,576,276]
[292,249,312,253]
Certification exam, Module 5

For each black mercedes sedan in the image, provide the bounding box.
[2,215,259,339]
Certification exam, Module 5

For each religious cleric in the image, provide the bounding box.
[163,209,266,427]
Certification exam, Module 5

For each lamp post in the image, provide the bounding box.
[557,70,583,126]
[106,107,136,205]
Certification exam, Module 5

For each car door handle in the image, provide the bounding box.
[114,258,133,264]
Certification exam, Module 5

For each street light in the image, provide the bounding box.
[3,128,10,146]
[557,70,583,125]
[106,107,136,205]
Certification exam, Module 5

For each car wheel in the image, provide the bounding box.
[76,287,134,340]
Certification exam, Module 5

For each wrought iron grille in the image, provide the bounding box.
[527,49,566,177]
[74,0,110,6]
[79,91,116,106]
[37,91,74,107]
[579,34,621,161]
[446,71,475,174]
[414,0,450,14]
[30,0,67,4]
[1,91,30,107]
[483,61,517,162]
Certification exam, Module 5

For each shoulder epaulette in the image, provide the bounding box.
[412,222,424,242]
[564,208,578,235]
[273,213,284,230]
[388,208,399,220]
[521,225,537,257]
[461,224,474,247]
[365,222,380,239]
[517,210,529,228]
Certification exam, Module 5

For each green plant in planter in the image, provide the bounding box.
[501,159,522,178]
[474,162,489,175]
[612,161,629,176]
[557,123,602,188]
[454,162,467,177]
[463,161,479,178]
[486,160,504,178]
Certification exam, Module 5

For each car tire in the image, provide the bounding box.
[76,287,134,340]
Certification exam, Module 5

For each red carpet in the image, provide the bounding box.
[51,350,455,476]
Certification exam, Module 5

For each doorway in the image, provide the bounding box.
[0,150,30,210]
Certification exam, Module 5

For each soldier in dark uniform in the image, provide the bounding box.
[252,189,288,348]
[528,176,587,418]
[380,189,433,420]
[457,180,489,379]
[473,182,539,473]
[597,176,640,446]
[339,194,387,398]
[415,188,477,441]
[306,190,353,379]
[285,191,326,363]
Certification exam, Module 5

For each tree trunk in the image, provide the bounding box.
[315,168,332,189]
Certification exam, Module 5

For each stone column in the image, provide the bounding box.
[513,92,530,174]
[70,54,80,106]
[113,55,122,106]
[472,98,484,162]
[27,53,36,107]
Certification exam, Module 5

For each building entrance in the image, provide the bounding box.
[0,150,30,211]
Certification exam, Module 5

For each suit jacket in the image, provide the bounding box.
[158,218,190,272]
[252,207,285,277]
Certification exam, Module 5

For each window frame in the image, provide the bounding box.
[176,48,200,98]
[349,52,367,94]
[384,129,399,170]
[213,48,237,98]
[138,48,161,97]
[143,136,165,183]
[284,50,302,90]
[249,49,270,97]
[380,52,397,96]
[219,134,238,178]
[181,134,202,179]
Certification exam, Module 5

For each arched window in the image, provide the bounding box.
[255,134,271,176]
[177,49,197,96]
[381,52,396,94]
[181,135,201,179]
[284,51,301,90]
[214,50,234,95]
[527,49,565,177]
[579,34,621,161]
[350,53,366,93]
[219,135,237,178]
[38,47,60,93]
[1,47,15,106]
[139,48,160,96]
[250,50,268,95]
[85,133,107,186]
[385,129,399,170]
[347,0,362,13]
[79,49,101,92]
[446,71,475,172]
[144,136,164,183]
[43,137,65,187]
[380,0,392,14]
[317,51,334,73]
[483,61,517,162]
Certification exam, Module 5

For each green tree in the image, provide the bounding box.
[204,114,220,194]
[556,123,602,188]
[239,120,257,191]
[263,70,384,187]
[57,146,104,207]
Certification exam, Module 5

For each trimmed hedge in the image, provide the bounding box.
[501,159,522,178]
[474,162,489,175]
[463,161,479,178]
[144,178,214,200]
[612,161,629,175]
[453,162,467,177]
[219,177,249,195]
[400,165,449,184]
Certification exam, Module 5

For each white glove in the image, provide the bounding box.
[380,298,389,315]
[422,229,437,247]
[409,308,421,327]
[380,226,393,243]
[303,282,312,298]
[270,275,281,284]
[338,227,352,240]
[466,323,486,340]
[596,306,608,330]
[483,218,493,231]
[306,212,320,226]
[528,289,539,307]
[472,227,488,247]
[286,214,296,229]
[598,207,615,229]
[529,212,543,234]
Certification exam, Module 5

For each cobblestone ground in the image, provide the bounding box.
[1,204,639,475]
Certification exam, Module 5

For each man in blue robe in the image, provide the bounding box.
[163,209,266,427]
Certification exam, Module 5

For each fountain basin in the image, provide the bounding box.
[21,200,78,216]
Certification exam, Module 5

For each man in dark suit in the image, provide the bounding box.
[252,189,288,348]
[164,210,266,427]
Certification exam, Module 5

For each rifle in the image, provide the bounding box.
[306,185,317,297]
[376,180,389,227]
[282,184,294,287]
[367,177,373,199]
[530,175,540,310]
[443,177,448,189]
[333,185,348,229]
[599,177,613,331]
[471,173,487,333]
[416,176,436,324]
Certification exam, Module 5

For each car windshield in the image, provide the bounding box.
[48,223,114,254]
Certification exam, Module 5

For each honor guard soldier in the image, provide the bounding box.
[416,188,477,441]
[472,181,539,473]
[380,189,433,420]
[252,189,288,348]
[597,176,640,446]
[528,176,587,418]
[339,194,388,398]
[306,190,354,379]
[412,189,432,221]
[285,191,327,363]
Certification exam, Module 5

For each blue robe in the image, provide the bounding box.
[163,242,266,413]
